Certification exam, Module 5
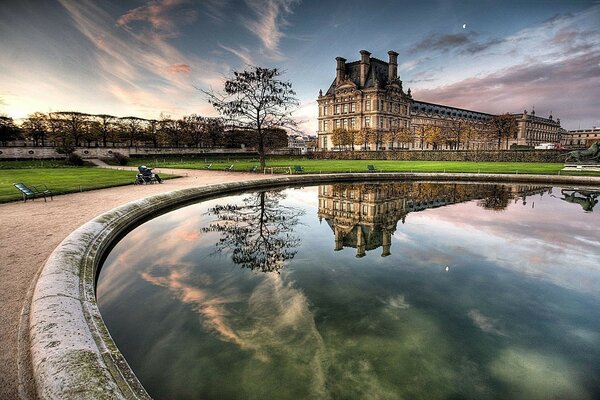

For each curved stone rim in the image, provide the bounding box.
[28,173,600,399]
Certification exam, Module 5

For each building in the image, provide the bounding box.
[317,50,412,151]
[410,100,492,150]
[562,127,600,147]
[318,183,552,257]
[512,109,562,147]
[317,50,564,150]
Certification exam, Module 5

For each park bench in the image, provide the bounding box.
[293,165,304,174]
[224,164,234,171]
[248,165,258,172]
[204,163,212,169]
[367,165,377,172]
[14,183,53,202]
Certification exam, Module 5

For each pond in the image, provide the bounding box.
[97,182,600,400]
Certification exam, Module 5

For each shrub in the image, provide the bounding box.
[65,153,84,166]
[112,152,129,166]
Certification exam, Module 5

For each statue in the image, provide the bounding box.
[558,189,599,212]
[565,141,600,163]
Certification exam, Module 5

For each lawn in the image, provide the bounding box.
[124,156,594,176]
[0,167,153,202]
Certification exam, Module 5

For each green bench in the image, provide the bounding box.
[367,165,377,172]
[293,165,304,174]
[14,183,54,202]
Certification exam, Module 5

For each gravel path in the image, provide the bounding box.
[0,163,268,399]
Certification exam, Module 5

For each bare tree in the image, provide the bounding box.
[203,190,304,273]
[0,116,22,145]
[119,116,146,147]
[22,112,48,146]
[94,114,117,147]
[488,113,518,150]
[50,111,89,146]
[204,67,299,169]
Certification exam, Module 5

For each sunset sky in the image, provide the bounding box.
[1,0,599,133]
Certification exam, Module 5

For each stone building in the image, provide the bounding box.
[317,50,564,150]
[318,183,552,257]
[562,127,600,147]
[512,109,562,147]
[317,50,412,151]
[410,101,492,150]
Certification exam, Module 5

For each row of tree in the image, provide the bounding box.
[0,112,289,149]
[330,113,518,150]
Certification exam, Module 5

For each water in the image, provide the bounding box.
[97,182,600,400]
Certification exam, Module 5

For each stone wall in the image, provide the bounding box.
[0,146,299,159]
[310,150,565,163]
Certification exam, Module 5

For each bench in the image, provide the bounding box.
[248,166,258,172]
[204,163,212,169]
[224,164,234,171]
[14,183,53,202]
[367,165,377,172]
[293,165,304,174]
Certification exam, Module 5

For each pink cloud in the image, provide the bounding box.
[166,63,192,74]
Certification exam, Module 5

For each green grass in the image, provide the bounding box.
[0,167,175,202]
[0,159,73,169]
[125,157,600,176]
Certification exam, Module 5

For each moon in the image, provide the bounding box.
[462,23,467,29]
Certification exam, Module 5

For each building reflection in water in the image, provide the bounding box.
[318,182,552,258]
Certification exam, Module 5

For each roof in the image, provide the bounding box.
[325,58,392,95]
[411,100,492,118]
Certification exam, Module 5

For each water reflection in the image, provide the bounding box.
[556,188,600,212]
[203,190,304,273]
[96,182,600,400]
[318,183,551,257]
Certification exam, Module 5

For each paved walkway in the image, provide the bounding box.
[0,163,267,399]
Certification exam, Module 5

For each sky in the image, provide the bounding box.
[1,0,599,133]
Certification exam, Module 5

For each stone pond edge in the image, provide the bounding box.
[28,172,600,399]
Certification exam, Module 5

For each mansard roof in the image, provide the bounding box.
[325,58,392,95]
[411,100,492,119]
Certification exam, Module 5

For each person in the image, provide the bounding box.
[138,165,162,183]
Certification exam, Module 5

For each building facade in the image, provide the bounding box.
[562,127,600,147]
[318,182,551,257]
[317,50,564,150]
[317,50,412,151]
[512,109,562,147]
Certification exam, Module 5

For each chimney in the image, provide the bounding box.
[359,50,371,87]
[388,50,398,81]
[336,57,346,85]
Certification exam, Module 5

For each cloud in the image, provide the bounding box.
[116,0,197,38]
[166,63,191,74]
[410,32,473,53]
[58,0,221,118]
[414,51,600,123]
[461,38,505,54]
[242,0,298,58]
[218,43,254,65]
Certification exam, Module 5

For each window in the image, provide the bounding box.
[335,119,341,129]
[335,105,340,115]
[343,103,348,114]
[350,117,356,128]
[323,106,328,116]
[323,136,328,148]
[323,120,329,131]
[343,119,348,129]
[364,116,371,128]
[350,102,355,113]
[365,97,371,111]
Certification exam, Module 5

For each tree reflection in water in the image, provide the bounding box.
[477,185,511,211]
[203,190,305,273]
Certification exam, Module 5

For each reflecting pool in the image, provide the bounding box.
[97,182,600,400]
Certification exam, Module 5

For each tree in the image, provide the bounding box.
[204,66,299,169]
[203,190,304,273]
[423,125,444,150]
[204,117,224,147]
[22,112,48,146]
[119,116,146,147]
[396,127,413,149]
[0,116,22,144]
[331,128,346,150]
[93,114,117,147]
[50,111,89,146]
[489,113,518,150]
